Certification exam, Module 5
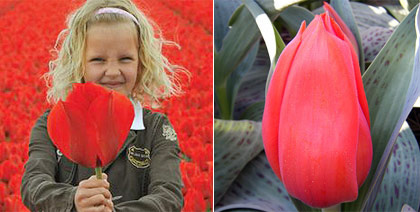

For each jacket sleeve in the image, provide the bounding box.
[21,111,77,212]
[114,114,184,212]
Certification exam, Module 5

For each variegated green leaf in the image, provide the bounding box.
[350,2,399,33]
[373,123,420,212]
[343,5,420,212]
[214,119,264,204]
[216,152,297,212]
[401,204,417,212]
[361,26,394,63]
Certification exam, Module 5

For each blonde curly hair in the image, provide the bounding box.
[44,0,185,108]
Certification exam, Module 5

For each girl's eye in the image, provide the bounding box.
[90,58,104,62]
[121,57,133,62]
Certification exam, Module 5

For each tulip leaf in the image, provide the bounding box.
[228,4,245,26]
[215,0,242,52]
[215,0,310,119]
[233,45,270,119]
[414,98,420,107]
[214,119,264,204]
[401,204,417,212]
[330,0,365,73]
[400,0,418,12]
[289,196,321,212]
[214,0,259,119]
[275,5,314,37]
[385,5,409,22]
[225,43,260,119]
[214,1,260,119]
[349,2,399,33]
[270,0,309,11]
[361,27,394,63]
[242,0,285,96]
[215,152,297,212]
[239,101,265,121]
[342,5,420,212]
[373,123,420,212]
[243,0,285,68]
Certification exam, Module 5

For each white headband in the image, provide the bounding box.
[95,7,139,25]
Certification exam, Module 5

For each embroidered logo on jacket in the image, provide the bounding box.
[127,146,151,168]
[162,124,177,141]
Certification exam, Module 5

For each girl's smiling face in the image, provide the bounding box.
[84,22,139,97]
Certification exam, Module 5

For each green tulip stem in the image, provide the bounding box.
[95,167,102,179]
[322,204,341,212]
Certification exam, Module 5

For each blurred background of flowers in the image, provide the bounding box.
[214,0,420,211]
[0,0,212,211]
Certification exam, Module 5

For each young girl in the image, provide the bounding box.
[21,0,184,211]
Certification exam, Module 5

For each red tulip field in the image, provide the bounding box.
[0,0,212,211]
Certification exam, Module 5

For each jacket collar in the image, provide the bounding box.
[130,99,145,130]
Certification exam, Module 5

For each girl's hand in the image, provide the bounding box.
[75,173,114,212]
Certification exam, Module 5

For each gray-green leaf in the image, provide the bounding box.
[276,5,314,38]
[350,2,399,33]
[214,119,264,204]
[373,123,420,211]
[216,152,297,212]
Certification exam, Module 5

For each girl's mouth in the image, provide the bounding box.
[101,82,123,89]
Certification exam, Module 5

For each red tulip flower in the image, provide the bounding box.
[262,13,372,208]
[47,82,134,174]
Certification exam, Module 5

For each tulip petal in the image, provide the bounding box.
[47,102,70,157]
[356,105,372,187]
[88,91,133,166]
[88,93,118,166]
[48,101,97,167]
[277,15,359,208]
[323,2,359,56]
[110,92,135,149]
[322,13,371,125]
[262,21,306,181]
[65,83,109,110]
[353,51,371,126]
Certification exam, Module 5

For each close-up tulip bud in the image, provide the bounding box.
[262,12,372,208]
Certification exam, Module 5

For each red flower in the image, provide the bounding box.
[262,13,372,208]
[4,194,29,212]
[0,182,9,202]
[47,82,134,168]
[183,188,207,212]
[8,174,22,195]
[0,144,8,162]
[0,160,19,181]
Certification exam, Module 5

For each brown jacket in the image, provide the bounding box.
[21,109,183,211]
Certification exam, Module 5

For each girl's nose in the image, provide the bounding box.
[105,62,121,76]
